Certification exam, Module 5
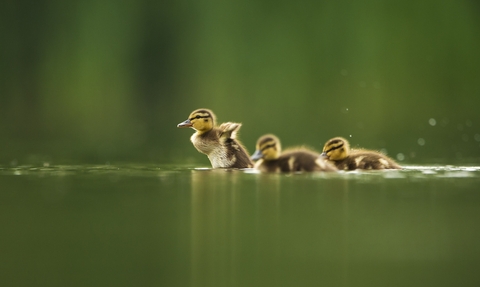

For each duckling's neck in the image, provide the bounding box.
[194,128,211,136]
[190,130,215,154]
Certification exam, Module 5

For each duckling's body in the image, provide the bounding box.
[321,137,401,170]
[255,149,337,173]
[178,109,253,168]
[251,134,337,173]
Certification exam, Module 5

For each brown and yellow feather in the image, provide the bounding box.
[321,137,401,170]
[177,109,253,168]
[251,134,337,173]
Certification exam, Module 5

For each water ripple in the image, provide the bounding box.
[1,164,479,179]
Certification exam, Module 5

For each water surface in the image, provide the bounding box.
[1,164,479,287]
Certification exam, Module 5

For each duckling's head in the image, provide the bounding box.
[251,134,282,161]
[321,137,350,161]
[177,108,216,133]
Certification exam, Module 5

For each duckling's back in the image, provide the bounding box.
[336,150,401,170]
[256,149,337,172]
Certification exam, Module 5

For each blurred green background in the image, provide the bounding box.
[1,0,480,165]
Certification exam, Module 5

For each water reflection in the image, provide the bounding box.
[1,165,480,287]
[191,169,239,286]
[186,167,480,286]
[190,169,279,286]
[189,170,354,286]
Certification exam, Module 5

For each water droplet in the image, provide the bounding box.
[396,153,405,161]
[418,138,426,146]
[428,118,436,126]
[349,135,352,138]
[475,134,480,142]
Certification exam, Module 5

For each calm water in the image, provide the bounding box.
[1,164,480,287]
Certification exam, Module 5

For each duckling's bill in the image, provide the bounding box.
[251,149,263,161]
[177,119,192,128]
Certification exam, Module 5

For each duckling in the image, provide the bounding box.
[321,137,401,170]
[177,108,253,168]
[251,134,337,173]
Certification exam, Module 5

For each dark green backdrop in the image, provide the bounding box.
[1,0,479,165]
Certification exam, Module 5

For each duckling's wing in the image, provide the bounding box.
[218,122,241,140]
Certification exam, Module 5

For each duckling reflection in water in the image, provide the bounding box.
[321,137,401,170]
[251,134,337,173]
[177,108,253,168]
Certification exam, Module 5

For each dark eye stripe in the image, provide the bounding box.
[325,143,344,153]
[261,143,276,151]
[189,115,210,121]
